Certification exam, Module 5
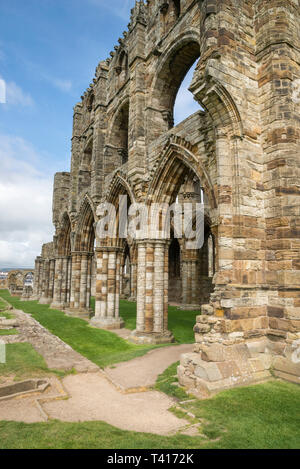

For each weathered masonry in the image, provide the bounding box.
[33,0,300,395]
[4,270,34,299]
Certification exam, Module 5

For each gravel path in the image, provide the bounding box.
[104,344,193,391]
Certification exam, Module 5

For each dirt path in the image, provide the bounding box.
[45,372,189,434]
[104,344,193,391]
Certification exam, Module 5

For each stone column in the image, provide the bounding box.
[130,240,174,344]
[66,256,72,305]
[60,256,69,308]
[129,261,137,301]
[119,254,125,299]
[39,259,51,304]
[181,249,200,308]
[90,247,124,329]
[70,252,83,310]
[37,259,44,299]
[79,253,89,311]
[48,258,55,302]
[50,257,63,309]
[32,257,42,300]
[85,254,92,310]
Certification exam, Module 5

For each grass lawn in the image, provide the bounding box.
[0,343,66,382]
[154,362,300,449]
[0,297,8,311]
[1,291,299,449]
[0,291,173,369]
[0,291,198,368]
[90,297,199,344]
[0,311,14,320]
[0,329,18,336]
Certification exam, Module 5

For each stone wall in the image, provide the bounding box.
[33,0,300,394]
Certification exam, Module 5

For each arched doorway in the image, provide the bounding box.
[130,144,217,344]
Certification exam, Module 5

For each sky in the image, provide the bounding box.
[0,0,199,268]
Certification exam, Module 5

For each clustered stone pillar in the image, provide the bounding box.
[60,256,71,307]
[181,250,199,307]
[39,259,50,304]
[79,253,92,310]
[32,257,43,300]
[130,240,174,344]
[129,251,137,301]
[70,252,81,310]
[119,253,125,299]
[51,257,63,309]
[90,247,124,329]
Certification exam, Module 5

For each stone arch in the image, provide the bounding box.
[23,271,34,286]
[190,71,243,138]
[150,31,200,135]
[57,212,72,256]
[147,138,217,210]
[105,98,130,169]
[99,171,136,249]
[75,197,96,252]
[106,170,136,207]
[116,48,129,87]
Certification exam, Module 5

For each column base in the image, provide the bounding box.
[30,295,41,301]
[178,304,201,311]
[49,301,65,310]
[65,308,91,319]
[129,329,175,345]
[90,316,125,330]
[178,342,272,398]
[127,296,137,302]
[38,297,52,305]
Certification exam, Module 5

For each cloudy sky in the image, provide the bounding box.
[0,0,199,268]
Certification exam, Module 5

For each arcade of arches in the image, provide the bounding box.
[2,270,34,298]
[33,1,300,395]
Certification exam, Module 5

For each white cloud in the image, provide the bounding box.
[51,78,72,93]
[41,73,72,93]
[0,77,34,107]
[0,134,54,268]
[0,79,5,104]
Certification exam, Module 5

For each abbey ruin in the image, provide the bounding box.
[32,0,300,395]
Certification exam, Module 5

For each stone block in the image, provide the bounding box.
[200,343,226,362]
[273,357,300,377]
[217,361,241,379]
[194,361,223,382]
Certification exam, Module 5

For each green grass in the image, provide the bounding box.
[0,420,204,449]
[154,361,189,400]
[0,378,299,449]
[0,291,168,369]
[154,362,300,449]
[0,292,299,449]
[0,296,14,319]
[0,329,18,336]
[0,297,7,311]
[90,297,198,344]
[0,343,66,381]
[0,311,14,319]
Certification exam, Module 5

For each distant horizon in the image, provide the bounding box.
[0,267,34,272]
